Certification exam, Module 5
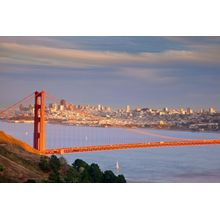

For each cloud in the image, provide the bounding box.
[165,36,220,47]
[1,37,220,109]
[1,41,220,71]
[118,67,177,84]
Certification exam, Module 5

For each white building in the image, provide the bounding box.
[187,108,193,114]
[59,104,64,111]
[126,105,131,113]
[209,107,216,114]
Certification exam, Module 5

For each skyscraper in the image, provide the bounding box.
[209,107,216,114]
[126,105,131,113]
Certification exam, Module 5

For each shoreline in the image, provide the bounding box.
[1,119,220,135]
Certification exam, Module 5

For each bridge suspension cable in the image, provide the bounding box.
[126,128,191,141]
[3,90,220,155]
[0,92,34,115]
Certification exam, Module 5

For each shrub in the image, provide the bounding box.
[64,166,79,183]
[117,175,126,183]
[72,159,89,171]
[39,156,50,172]
[103,170,118,183]
[49,155,61,172]
[88,163,103,183]
[48,170,62,183]
[80,170,93,183]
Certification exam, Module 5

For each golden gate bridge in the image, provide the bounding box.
[1,90,220,155]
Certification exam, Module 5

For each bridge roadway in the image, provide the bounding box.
[44,139,220,155]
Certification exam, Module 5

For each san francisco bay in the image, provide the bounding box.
[1,121,220,182]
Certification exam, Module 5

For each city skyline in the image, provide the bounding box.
[0,37,220,109]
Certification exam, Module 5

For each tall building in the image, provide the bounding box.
[49,103,58,112]
[187,107,193,114]
[126,105,131,113]
[199,108,205,114]
[60,99,67,106]
[180,108,186,115]
[163,107,168,112]
[209,107,216,114]
[101,105,105,111]
[60,99,68,110]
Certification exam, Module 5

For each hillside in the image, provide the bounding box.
[0,131,42,155]
[0,131,46,182]
[0,130,126,183]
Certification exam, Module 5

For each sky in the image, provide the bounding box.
[0,36,220,109]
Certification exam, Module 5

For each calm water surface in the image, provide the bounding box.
[1,121,220,182]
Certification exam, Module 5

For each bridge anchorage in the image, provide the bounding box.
[1,90,220,155]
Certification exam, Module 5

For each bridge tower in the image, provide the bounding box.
[33,90,45,152]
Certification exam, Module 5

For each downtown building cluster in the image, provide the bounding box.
[1,100,220,132]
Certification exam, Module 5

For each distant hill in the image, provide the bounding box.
[0,131,46,182]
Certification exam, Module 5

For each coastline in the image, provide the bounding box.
[1,119,220,134]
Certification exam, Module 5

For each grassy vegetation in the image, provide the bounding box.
[0,145,42,173]
[0,130,42,155]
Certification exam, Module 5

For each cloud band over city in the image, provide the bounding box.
[0,37,220,109]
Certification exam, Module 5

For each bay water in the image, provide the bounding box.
[1,121,220,182]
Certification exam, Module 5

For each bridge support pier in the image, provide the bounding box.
[33,90,45,152]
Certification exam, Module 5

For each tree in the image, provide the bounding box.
[103,170,117,183]
[59,156,67,166]
[64,166,79,183]
[39,156,50,172]
[80,170,93,183]
[48,170,62,183]
[88,163,103,183]
[49,155,61,171]
[59,156,69,176]
[72,159,89,171]
[39,157,127,183]
[117,175,126,183]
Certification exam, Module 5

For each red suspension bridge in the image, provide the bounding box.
[1,90,220,155]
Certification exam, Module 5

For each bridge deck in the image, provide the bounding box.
[44,139,220,155]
